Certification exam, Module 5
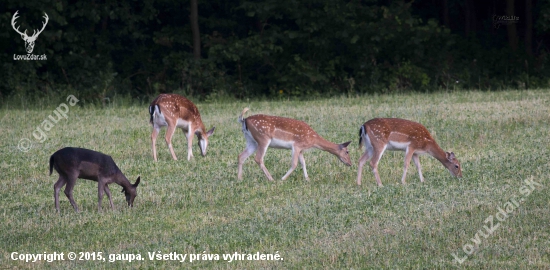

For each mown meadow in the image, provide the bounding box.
[1,90,548,268]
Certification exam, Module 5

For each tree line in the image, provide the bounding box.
[1,0,548,102]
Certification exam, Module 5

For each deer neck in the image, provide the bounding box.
[313,136,340,156]
[114,171,132,189]
[428,144,451,167]
[194,121,206,137]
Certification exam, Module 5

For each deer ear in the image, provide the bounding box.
[206,127,215,137]
[446,152,456,161]
[340,141,351,149]
[134,176,141,187]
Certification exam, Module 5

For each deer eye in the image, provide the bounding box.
[455,165,459,169]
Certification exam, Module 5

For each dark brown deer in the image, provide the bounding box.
[49,147,141,212]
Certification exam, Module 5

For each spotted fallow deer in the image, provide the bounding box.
[357,118,462,187]
[237,108,352,181]
[149,94,215,161]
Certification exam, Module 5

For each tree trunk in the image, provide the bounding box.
[464,0,471,37]
[525,0,533,56]
[442,0,450,28]
[190,0,201,59]
[506,0,518,51]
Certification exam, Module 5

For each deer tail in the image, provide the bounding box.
[149,104,160,124]
[359,125,365,149]
[238,108,250,123]
[49,155,54,176]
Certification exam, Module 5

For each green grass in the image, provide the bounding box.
[1,90,549,269]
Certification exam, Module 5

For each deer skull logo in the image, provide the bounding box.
[11,11,49,54]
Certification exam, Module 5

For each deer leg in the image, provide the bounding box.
[298,152,309,181]
[97,182,105,212]
[185,124,194,161]
[254,141,274,181]
[238,138,258,180]
[401,148,415,185]
[369,145,387,187]
[104,185,114,209]
[54,176,67,212]
[63,175,79,212]
[151,126,160,162]
[357,150,371,186]
[165,124,178,160]
[412,153,424,183]
[282,147,301,181]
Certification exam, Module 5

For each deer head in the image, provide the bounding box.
[11,11,49,54]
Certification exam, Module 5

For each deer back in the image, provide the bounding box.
[244,114,321,147]
[150,94,205,130]
[363,118,436,150]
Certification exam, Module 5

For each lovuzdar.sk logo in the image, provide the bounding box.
[11,10,48,60]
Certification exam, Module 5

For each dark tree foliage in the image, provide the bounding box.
[1,0,548,101]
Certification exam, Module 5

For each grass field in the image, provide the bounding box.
[1,90,549,269]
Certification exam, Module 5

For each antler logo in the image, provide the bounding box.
[11,10,49,54]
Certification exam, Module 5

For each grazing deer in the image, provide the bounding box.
[149,94,215,161]
[357,118,462,186]
[237,108,352,181]
[49,147,141,212]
